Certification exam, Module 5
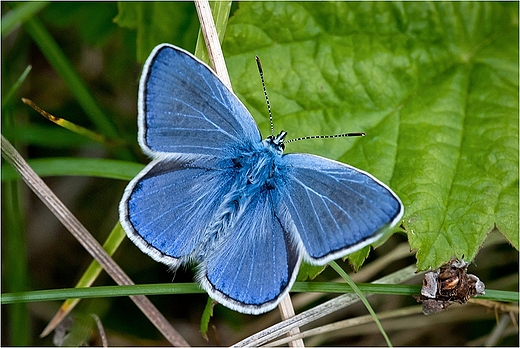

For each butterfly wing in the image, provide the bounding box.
[198,189,301,315]
[278,153,404,265]
[139,44,261,158]
[122,44,263,267]
[119,157,236,267]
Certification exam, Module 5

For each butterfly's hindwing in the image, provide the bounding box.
[198,188,301,314]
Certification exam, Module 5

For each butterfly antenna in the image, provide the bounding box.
[256,56,275,136]
[285,132,366,144]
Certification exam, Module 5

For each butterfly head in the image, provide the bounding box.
[264,130,287,154]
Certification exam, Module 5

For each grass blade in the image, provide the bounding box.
[22,98,121,146]
[1,2,48,38]
[330,261,393,347]
[2,65,32,108]
[3,181,31,345]
[2,157,143,181]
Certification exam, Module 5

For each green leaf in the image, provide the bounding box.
[296,261,326,282]
[346,246,371,272]
[114,2,199,63]
[223,2,518,270]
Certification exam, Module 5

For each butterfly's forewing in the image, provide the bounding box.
[121,44,263,268]
[138,44,261,158]
[120,157,236,267]
[198,189,301,315]
[279,153,404,265]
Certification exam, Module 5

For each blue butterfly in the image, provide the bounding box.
[119,44,404,315]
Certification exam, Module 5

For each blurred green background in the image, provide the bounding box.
[2,2,518,346]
